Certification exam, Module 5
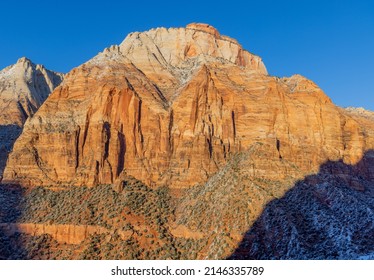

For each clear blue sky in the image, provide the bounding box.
[1,0,373,110]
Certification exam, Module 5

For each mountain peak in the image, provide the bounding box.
[111,24,268,73]
[16,56,33,65]
[82,24,268,101]
[0,58,64,126]
[186,23,220,38]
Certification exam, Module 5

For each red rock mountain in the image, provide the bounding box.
[2,23,374,189]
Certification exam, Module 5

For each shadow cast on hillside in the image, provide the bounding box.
[0,184,26,259]
[0,124,22,179]
[0,125,27,259]
[228,150,374,260]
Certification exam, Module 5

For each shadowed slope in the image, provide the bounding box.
[228,150,374,260]
[0,184,25,259]
[0,125,21,179]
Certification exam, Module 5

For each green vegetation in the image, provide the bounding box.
[17,179,171,229]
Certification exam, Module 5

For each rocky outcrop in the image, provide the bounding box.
[0,223,132,245]
[0,58,63,178]
[3,24,374,188]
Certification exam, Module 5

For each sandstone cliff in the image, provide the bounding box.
[0,58,63,178]
[3,24,374,188]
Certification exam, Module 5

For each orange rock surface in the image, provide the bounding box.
[3,24,374,188]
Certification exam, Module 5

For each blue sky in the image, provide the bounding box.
[1,0,373,110]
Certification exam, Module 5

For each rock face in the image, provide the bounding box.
[3,24,374,188]
[0,58,63,178]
